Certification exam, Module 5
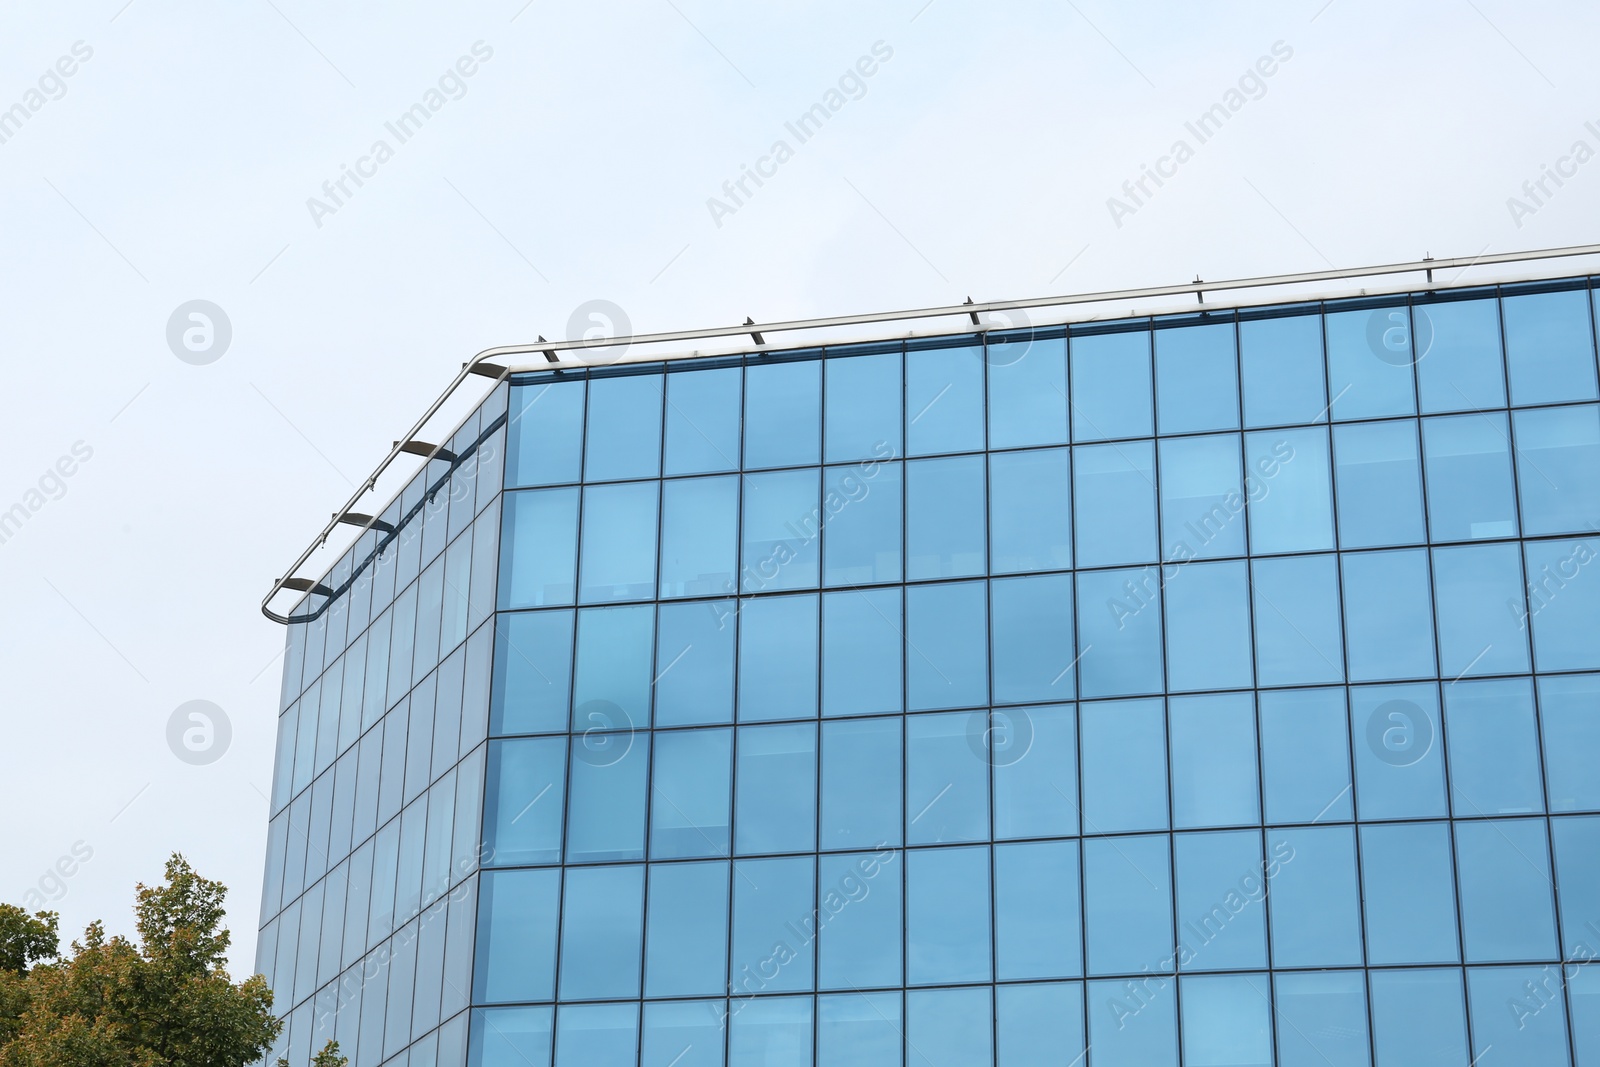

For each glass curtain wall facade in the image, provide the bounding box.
[262,276,1600,1067]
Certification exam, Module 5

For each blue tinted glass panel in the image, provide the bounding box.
[1170,692,1258,828]
[1251,554,1344,686]
[1080,698,1167,833]
[825,351,901,462]
[557,865,644,999]
[507,382,583,488]
[993,703,1077,839]
[1467,966,1571,1066]
[730,857,814,994]
[1154,321,1239,434]
[989,448,1071,573]
[738,594,818,721]
[821,588,902,717]
[906,846,990,984]
[471,1006,553,1067]
[727,996,812,1066]
[906,711,988,845]
[1540,674,1600,812]
[1077,569,1164,699]
[1244,427,1333,553]
[906,343,984,455]
[735,722,816,854]
[565,732,648,863]
[905,987,992,1067]
[492,610,573,735]
[578,482,658,603]
[905,456,985,580]
[1359,822,1458,965]
[1073,441,1157,567]
[905,581,987,711]
[1351,683,1447,820]
[995,840,1080,980]
[1432,543,1530,676]
[991,573,1076,704]
[1179,974,1272,1067]
[655,600,735,727]
[474,868,559,1003]
[1445,677,1543,817]
[1083,834,1172,975]
[986,336,1067,449]
[1415,297,1505,413]
[1267,827,1362,967]
[659,476,737,598]
[741,469,820,592]
[1526,538,1600,671]
[1332,420,1426,548]
[1503,288,1598,405]
[1456,819,1558,961]
[554,1003,637,1067]
[664,366,741,476]
[820,717,902,850]
[1071,328,1152,441]
[1514,404,1600,536]
[641,1001,724,1067]
[817,992,901,1067]
[1158,433,1246,561]
[1325,306,1417,420]
[822,461,902,585]
[1368,969,1469,1067]
[1552,816,1600,958]
[643,861,728,997]
[1174,830,1267,971]
[650,727,731,859]
[1274,971,1369,1067]
[1424,412,1521,543]
[1573,964,1600,1066]
[484,737,565,866]
[1164,560,1253,692]
[1240,312,1326,428]
[584,373,661,482]
[1086,976,1177,1067]
[996,982,1085,1067]
[817,852,902,990]
[744,360,820,469]
[573,604,654,733]
[1258,688,1352,824]
[1341,549,1436,681]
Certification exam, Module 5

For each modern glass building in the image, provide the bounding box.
[259,267,1600,1067]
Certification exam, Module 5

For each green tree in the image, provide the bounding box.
[0,853,343,1067]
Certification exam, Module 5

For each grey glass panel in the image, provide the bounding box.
[1159,434,1246,561]
[1174,831,1267,971]
[584,372,662,482]
[558,864,644,999]
[553,1003,637,1067]
[1169,693,1257,829]
[818,992,901,1067]
[995,840,1080,980]
[1526,538,1600,672]
[641,1001,725,1067]
[1351,683,1447,821]
[1326,306,1417,420]
[905,581,988,711]
[1467,966,1571,1066]
[507,381,584,488]
[1251,554,1344,686]
[905,455,985,580]
[817,851,902,990]
[1432,543,1530,676]
[993,703,1077,839]
[1332,419,1426,548]
[1553,816,1600,959]
[1071,328,1152,441]
[578,482,658,603]
[730,856,814,994]
[1081,698,1168,833]
[573,604,653,736]
[744,360,820,469]
[822,460,902,585]
[1415,297,1506,413]
[470,1006,553,1067]
[565,730,648,863]
[1240,312,1327,428]
[655,600,735,727]
[727,996,811,1067]
[499,489,582,607]
[820,716,902,850]
[1540,674,1600,812]
[1445,677,1543,817]
[492,610,572,735]
[1259,687,1352,824]
[734,722,816,854]
[643,861,729,997]
[821,588,902,717]
[659,475,737,599]
[1422,412,1519,541]
[996,982,1085,1067]
[906,711,987,845]
[1084,834,1172,975]
[1341,549,1436,681]
[740,469,820,592]
[1274,971,1369,1067]
[1360,822,1459,965]
[906,845,990,984]
[1503,287,1598,405]
[1073,441,1157,567]
[1179,974,1273,1067]
[1086,976,1177,1067]
[1267,826,1362,967]
[906,344,983,456]
[737,594,818,722]
[664,365,741,476]
[1456,819,1558,961]
[989,447,1072,574]
[1244,427,1333,553]
[991,573,1076,704]
[1076,568,1164,699]
[1514,404,1600,535]
[645,727,730,861]
[1155,321,1239,434]
[484,737,565,866]
[1164,560,1253,692]
[905,987,992,1067]
[1368,969,1470,1067]
[986,335,1068,449]
[474,868,559,1003]
[825,351,901,462]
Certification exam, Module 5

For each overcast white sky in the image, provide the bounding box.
[1,0,1596,977]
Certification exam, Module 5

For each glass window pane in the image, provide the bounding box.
[1514,404,1600,536]
[1526,538,1600,672]
[1325,305,1417,420]
[1341,549,1436,681]
[1503,287,1599,405]
[730,857,814,994]
[470,1006,553,1067]
[821,588,902,718]
[905,987,992,1067]
[1456,818,1558,961]
[1267,826,1362,967]
[573,604,654,734]
[655,600,735,727]
[818,992,901,1067]
[1071,327,1152,441]
[1077,568,1165,699]
[584,372,662,482]
[991,573,1076,704]
[1359,822,1458,965]
[1368,968,1469,1067]
[821,716,902,850]
[1081,698,1167,832]
[1445,677,1543,817]
[906,581,988,711]
[744,360,820,469]
[1155,321,1239,434]
[825,350,902,462]
[1158,434,1246,561]
[735,722,816,854]
[643,861,729,997]
[565,732,648,863]
[997,982,1085,1067]
[1087,975,1177,1067]
[822,461,902,585]
[1245,427,1333,553]
[1179,974,1272,1067]
[995,840,1080,980]
[1274,971,1369,1067]
[906,845,991,984]
[558,865,644,999]
[578,482,658,603]
[650,727,732,858]
[817,852,903,990]
[664,365,741,476]
[1258,688,1352,824]
[1170,693,1258,829]
[554,1003,637,1067]
[1351,682,1447,821]
[906,711,987,845]
[484,737,565,866]
[906,456,985,579]
[906,343,984,456]
[1163,560,1253,692]
[1251,554,1344,686]
[993,703,1077,839]
[727,996,811,1067]
[1084,835,1172,975]
[1422,412,1519,541]
[737,594,818,722]
[1174,830,1267,971]
[986,336,1067,449]
[641,1001,725,1067]
[1415,297,1506,413]
[507,381,583,488]
[1540,674,1600,812]
[491,610,573,735]
[660,476,737,599]
[1073,441,1157,567]
[989,447,1071,574]
[1332,420,1426,548]
[1552,815,1600,961]
[1467,966,1572,1066]
[1432,543,1530,677]
[741,469,820,592]
[1240,312,1326,428]
[474,868,559,1003]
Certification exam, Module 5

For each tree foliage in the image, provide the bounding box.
[0,854,343,1067]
